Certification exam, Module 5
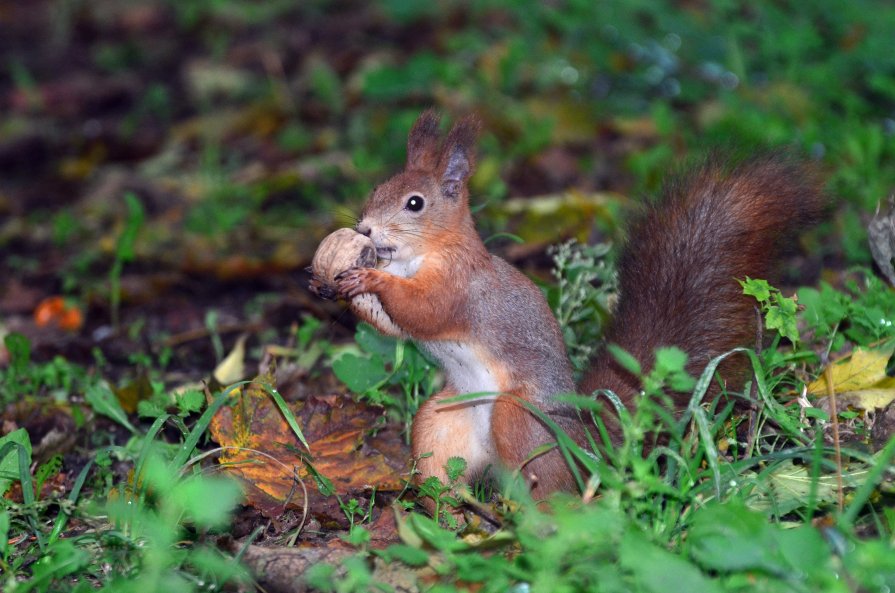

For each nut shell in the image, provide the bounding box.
[309,228,405,337]
[311,228,377,284]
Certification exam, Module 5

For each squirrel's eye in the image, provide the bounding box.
[405,195,425,212]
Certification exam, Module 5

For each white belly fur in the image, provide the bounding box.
[421,339,499,472]
[422,340,500,397]
[423,340,499,425]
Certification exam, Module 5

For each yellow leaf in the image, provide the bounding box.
[500,190,620,245]
[213,334,247,385]
[806,345,895,396]
[524,98,600,143]
[835,389,895,412]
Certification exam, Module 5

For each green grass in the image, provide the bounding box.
[316,296,895,592]
[0,385,247,592]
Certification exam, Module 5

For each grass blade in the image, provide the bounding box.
[840,434,895,527]
[260,383,311,452]
[48,450,103,545]
[0,441,43,550]
[171,381,250,471]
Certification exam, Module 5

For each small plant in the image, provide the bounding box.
[0,333,96,406]
[137,384,206,419]
[416,456,469,528]
[799,271,895,349]
[332,324,440,439]
[548,240,616,375]
[109,192,145,330]
[101,453,247,592]
[740,277,800,344]
[291,315,331,372]
[304,460,376,547]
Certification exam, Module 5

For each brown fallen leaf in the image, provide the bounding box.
[209,365,409,518]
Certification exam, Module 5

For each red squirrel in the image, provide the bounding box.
[333,111,823,498]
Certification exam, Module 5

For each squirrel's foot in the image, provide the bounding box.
[334,267,379,299]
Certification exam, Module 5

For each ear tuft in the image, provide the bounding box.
[438,115,481,199]
[406,110,442,171]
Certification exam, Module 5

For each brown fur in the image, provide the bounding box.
[406,110,442,171]
[580,156,825,443]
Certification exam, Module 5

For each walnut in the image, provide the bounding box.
[309,228,405,338]
[310,228,377,296]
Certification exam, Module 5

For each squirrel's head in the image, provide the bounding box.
[357,111,481,264]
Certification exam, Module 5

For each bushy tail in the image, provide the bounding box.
[579,155,825,426]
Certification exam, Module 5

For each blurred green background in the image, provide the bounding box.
[1,0,894,361]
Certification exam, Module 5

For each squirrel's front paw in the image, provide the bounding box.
[335,267,377,299]
[308,275,336,300]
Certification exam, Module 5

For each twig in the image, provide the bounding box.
[745,306,764,458]
[184,445,310,537]
[457,490,503,529]
[824,364,845,512]
[163,322,263,347]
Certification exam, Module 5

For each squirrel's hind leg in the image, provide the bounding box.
[411,389,497,502]
[491,394,580,499]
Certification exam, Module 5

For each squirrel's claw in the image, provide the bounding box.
[335,268,375,299]
[308,276,336,300]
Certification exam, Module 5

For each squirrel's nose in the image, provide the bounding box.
[356,222,372,237]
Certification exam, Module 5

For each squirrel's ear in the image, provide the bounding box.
[406,110,442,171]
[438,115,481,199]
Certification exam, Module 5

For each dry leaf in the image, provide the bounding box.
[209,366,408,518]
[210,368,305,517]
[524,97,600,143]
[833,389,895,412]
[213,334,247,385]
[113,373,153,414]
[500,190,619,251]
[806,346,895,396]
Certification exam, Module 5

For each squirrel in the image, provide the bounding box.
[332,111,824,499]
